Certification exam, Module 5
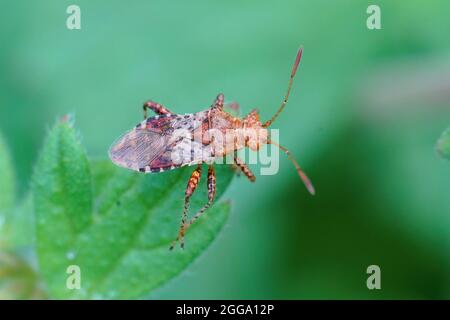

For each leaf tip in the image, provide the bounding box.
[436,126,450,161]
[59,114,75,127]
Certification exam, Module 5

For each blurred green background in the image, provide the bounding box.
[1,0,449,299]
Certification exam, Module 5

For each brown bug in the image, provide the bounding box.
[109,47,314,249]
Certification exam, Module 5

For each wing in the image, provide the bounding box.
[109,111,214,173]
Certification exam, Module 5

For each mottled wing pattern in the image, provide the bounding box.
[109,111,214,173]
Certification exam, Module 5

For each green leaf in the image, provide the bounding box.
[0,132,15,247]
[436,126,450,160]
[33,119,233,299]
[83,160,232,299]
[33,117,93,298]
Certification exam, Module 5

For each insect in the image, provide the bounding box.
[109,47,315,249]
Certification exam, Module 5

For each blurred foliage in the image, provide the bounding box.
[0,251,46,299]
[0,132,34,250]
[437,127,450,160]
[0,133,15,228]
[0,0,449,299]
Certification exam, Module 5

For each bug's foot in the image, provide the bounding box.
[230,164,242,177]
[169,236,185,250]
[169,225,187,250]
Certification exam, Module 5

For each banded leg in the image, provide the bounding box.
[170,164,202,250]
[186,165,216,228]
[234,155,256,182]
[143,100,174,119]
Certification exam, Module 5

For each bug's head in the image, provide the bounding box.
[243,109,268,151]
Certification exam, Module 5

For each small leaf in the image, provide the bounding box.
[32,117,92,298]
[436,126,450,160]
[33,119,233,299]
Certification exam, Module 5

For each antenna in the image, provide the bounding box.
[263,47,303,128]
[269,139,315,195]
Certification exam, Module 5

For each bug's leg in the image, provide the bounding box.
[230,151,243,176]
[211,93,224,110]
[186,165,216,229]
[234,155,256,182]
[170,164,202,250]
[142,100,174,119]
